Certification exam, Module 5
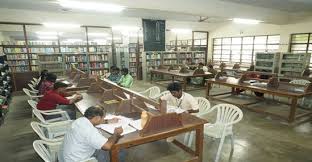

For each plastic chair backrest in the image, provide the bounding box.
[214,104,243,126]
[28,83,38,91]
[290,79,311,85]
[33,108,47,124]
[28,100,38,109]
[31,80,37,86]
[33,140,61,162]
[31,122,50,141]
[148,86,161,99]
[23,88,32,97]
[158,91,171,98]
[195,97,213,115]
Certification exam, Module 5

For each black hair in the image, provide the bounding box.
[84,106,105,119]
[208,65,213,69]
[40,70,48,77]
[46,73,57,82]
[110,65,117,70]
[115,67,120,72]
[167,82,182,92]
[198,62,204,66]
[121,68,128,74]
[53,82,68,90]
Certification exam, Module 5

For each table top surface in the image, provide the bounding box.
[74,92,207,148]
[150,69,212,77]
[207,77,312,97]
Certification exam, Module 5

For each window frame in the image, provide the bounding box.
[289,33,312,68]
[212,34,280,64]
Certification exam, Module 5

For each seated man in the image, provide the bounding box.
[37,82,82,119]
[161,82,199,113]
[118,68,133,88]
[39,73,57,95]
[61,106,125,162]
[191,62,205,85]
[108,67,121,83]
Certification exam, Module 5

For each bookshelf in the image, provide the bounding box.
[116,46,129,68]
[89,53,110,76]
[278,53,311,77]
[38,53,65,76]
[128,43,143,78]
[0,62,12,126]
[142,51,206,80]
[255,52,280,73]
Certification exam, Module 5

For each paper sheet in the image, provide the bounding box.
[96,115,136,136]
[167,106,186,114]
[144,102,157,110]
[129,119,143,130]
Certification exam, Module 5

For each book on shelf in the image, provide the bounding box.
[4,48,27,53]
[29,48,57,53]
[90,62,109,69]
[89,54,108,62]
[6,54,28,60]
[61,47,87,53]
[66,55,88,62]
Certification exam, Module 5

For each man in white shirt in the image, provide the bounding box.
[60,106,125,162]
[161,82,199,113]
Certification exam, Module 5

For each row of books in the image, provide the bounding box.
[90,62,109,69]
[89,55,108,61]
[65,56,88,62]
[39,56,63,62]
[40,64,63,70]
[29,48,57,53]
[90,70,108,76]
[61,47,87,53]
[4,48,27,53]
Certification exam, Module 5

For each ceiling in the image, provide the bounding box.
[0,0,311,27]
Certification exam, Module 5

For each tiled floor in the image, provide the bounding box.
[0,80,311,162]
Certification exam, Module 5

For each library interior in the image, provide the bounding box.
[0,0,312,162]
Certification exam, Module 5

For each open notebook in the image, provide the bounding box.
[96,115,137,136]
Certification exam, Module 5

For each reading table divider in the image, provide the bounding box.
[66,67,207,162]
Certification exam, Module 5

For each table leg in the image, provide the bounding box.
[206,82,211,98]
[289,97,298,123]
[183,77,187,91]
[172,76,175,82]
[195,125,204,162]
[110,147,119,162]
[150,72,153,83]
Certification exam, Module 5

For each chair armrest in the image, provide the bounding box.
[138,89,149,96]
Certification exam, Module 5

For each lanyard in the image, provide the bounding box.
[176,93,184,108]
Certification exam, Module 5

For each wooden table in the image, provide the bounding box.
[75,91,207,162]
[206,77,312,123]
[150,69,212,91]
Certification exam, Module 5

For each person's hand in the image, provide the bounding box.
[114,127,123,136]
[75,94,83,100]
[108,117,120,124]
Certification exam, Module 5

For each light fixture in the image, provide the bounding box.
[92,39,107,43]
[113,37,122,40]
[43,22,80,29]
[232,18,261,24]
[36,31,63,36]
[64,39,83,42]
[58,0,125,13]
[112,26,140,31]
[171,28,192,34]
[88,33,109,37]
[37,36,58,40]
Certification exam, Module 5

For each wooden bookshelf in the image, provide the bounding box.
[38,53,65,76]
[128,43,143,78]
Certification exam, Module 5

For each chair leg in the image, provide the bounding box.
[230,134,234,151]
[215,136,225,162]
[184,132,190,145]
[187,131,195,147]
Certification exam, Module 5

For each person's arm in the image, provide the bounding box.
[187,95,199,114]
[120,75,133,87]
[101,127,123,150]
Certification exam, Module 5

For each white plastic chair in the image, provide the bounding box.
[23,88,43,101]
[28,83,39,93]
[289,79,311,105]
[204,104,243,162]
[31,121,72,142]
[79,158,98,162]
[33,140,62,162]
[31,101,71,124]
[154,90,171,100]
[138,86,161,99]
[33,77,39,84]
[184,97,213,147]
[290,79,311,85]
[31,80,38,86]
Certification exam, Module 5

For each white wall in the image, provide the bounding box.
[208,17,312,60]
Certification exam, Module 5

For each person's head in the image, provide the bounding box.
[208,64,213,69]
[110,66,117,72]
[84,106,105,125]
[121,68,128,75]
[113,67,120,74]
[167,82,183,99]
[46,73,57,82]
[40,70,48,77]
[198,63,204,69]
[53,82,69,93]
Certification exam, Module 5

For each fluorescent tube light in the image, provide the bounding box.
[112,26,140,31]
[171,28,192,34]
[36,31,63,36]
[88,33,109,37]
[232,18,261,24]
[43,22,80,29]
[58,0,125,13]
[65,39,83,42]
[38,36,58,40]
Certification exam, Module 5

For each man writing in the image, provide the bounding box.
[61,106,124,162]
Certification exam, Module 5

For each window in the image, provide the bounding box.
[290,33,312,67]
[212,35,280,64]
